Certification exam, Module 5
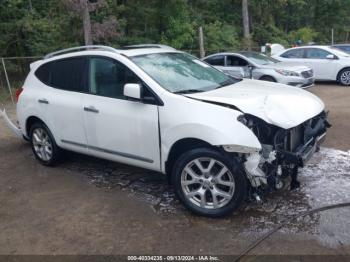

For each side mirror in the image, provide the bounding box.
[124,83,141,100]
[326,54,336,60]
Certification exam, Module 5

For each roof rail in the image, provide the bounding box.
[44,45,119,59]
[122,44,176,50]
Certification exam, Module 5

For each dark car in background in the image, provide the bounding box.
[332,44,350,54]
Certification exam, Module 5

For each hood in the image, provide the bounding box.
[260,62,310,72]
[185,79,324,129]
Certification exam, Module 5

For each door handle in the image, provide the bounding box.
[84,106,99,113]
[38,99,49,104]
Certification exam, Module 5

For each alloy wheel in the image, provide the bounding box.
[32,127,53,161]
[340,70,350,85]
[181,157,235,209]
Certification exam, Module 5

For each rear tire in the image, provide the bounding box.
[171,147,247,217]
[338,68,350,86]
[29,122,61,166]
[260,76,276,82]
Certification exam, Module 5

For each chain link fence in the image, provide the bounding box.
[0,56,42,105]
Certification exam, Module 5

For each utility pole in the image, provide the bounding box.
[28,0,33,11]
[198,26,205,59]
[242,0,251,50]
[81,0,93,45]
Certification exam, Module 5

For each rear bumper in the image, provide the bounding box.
[0,109,22,138]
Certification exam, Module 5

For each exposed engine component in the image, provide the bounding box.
[239,111,330,198]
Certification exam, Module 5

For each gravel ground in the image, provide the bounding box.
[0,83,349,258]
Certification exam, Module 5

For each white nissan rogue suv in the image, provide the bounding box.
[2,45,330,217]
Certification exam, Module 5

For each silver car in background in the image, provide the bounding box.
[203,51,315,88]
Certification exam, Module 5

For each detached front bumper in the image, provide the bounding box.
[0,109,22,138]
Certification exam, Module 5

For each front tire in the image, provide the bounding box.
[171,148,247,217]
[338,68,350,86]
[30,122,61,166]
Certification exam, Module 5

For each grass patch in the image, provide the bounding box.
[0,87,14,104]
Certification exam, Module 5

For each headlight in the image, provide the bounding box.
[223,145,260,154]
[237,114,248,125]
[237,114,254,128]
[274,69,300,77]
[237,114,279,144]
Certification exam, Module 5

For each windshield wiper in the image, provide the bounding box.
[173,89,205,94]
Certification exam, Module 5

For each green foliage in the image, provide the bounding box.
[204,21,240,53]
[159,0,195,49]
[288,27,318,45]
[0,0,350,57]
[160,18,195,49]
[252,24,289,47]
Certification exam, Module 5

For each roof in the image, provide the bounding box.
[275,45,350,57]
[290,45,330,49]
[203,51,261,59]
[121,44,176,50]
[43,45,181,60]
[119,48,181,57]
[332,44,350,46]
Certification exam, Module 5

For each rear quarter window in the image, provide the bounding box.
[34,63,50,85]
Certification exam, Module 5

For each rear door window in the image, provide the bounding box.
[204,55,225,66]
[226,56,249,66]
[280,49,305,58]
[35,57,88,92]
[304,48,331,59]
[50,57,88,92]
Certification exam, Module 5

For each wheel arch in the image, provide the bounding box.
[161,122,261,174]
[337,67,350,81]
[25,115,46,137]
[165,137,213,176]
[259,75,277,82]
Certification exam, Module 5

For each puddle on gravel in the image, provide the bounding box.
[63,147,350,247]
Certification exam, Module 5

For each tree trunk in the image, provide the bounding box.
[81,0,93,45]
[242,0,251,50]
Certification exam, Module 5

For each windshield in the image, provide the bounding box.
[241,52,279,65]
[131,52,237,93]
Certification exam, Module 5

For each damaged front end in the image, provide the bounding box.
[238,111,331,198]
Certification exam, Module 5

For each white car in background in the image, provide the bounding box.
[203,52,314,88]
[1,45,330,217]
[272,45,350,86]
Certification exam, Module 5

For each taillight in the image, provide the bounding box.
[15,88,23,103]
